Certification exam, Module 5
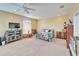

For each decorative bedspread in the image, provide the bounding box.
[36,32,53,42]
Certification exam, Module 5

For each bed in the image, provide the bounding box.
[36,31,53,42]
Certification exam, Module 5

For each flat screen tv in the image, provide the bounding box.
[9,22,20,28]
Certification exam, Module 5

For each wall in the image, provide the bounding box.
[37,16,69,32]
[31,18,38,30]
[0,11,23,36]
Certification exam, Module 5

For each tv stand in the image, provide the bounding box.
[4,30,22,44]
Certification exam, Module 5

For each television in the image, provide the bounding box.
[9,22,20,29]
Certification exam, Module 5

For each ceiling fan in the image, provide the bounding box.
[10,3,36,14]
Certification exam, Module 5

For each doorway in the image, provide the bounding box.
[73,11,79,56]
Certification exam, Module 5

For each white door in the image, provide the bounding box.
[23,19,31,34]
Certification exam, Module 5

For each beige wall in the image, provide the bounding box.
[0,11,23,36]
[37,16,69,32]
[31,18,38,30]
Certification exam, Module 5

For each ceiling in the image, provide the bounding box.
[0,3,75,19]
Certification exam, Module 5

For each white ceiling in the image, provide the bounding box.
[0,3,74,19]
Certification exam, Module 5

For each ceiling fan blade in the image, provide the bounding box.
[10,3,35,14]
[24,8,30,14]
[23,4,36,11]
[10,3,22,7]
[26,7,36,11]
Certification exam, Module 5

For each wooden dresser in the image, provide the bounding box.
[56,31,67,39]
